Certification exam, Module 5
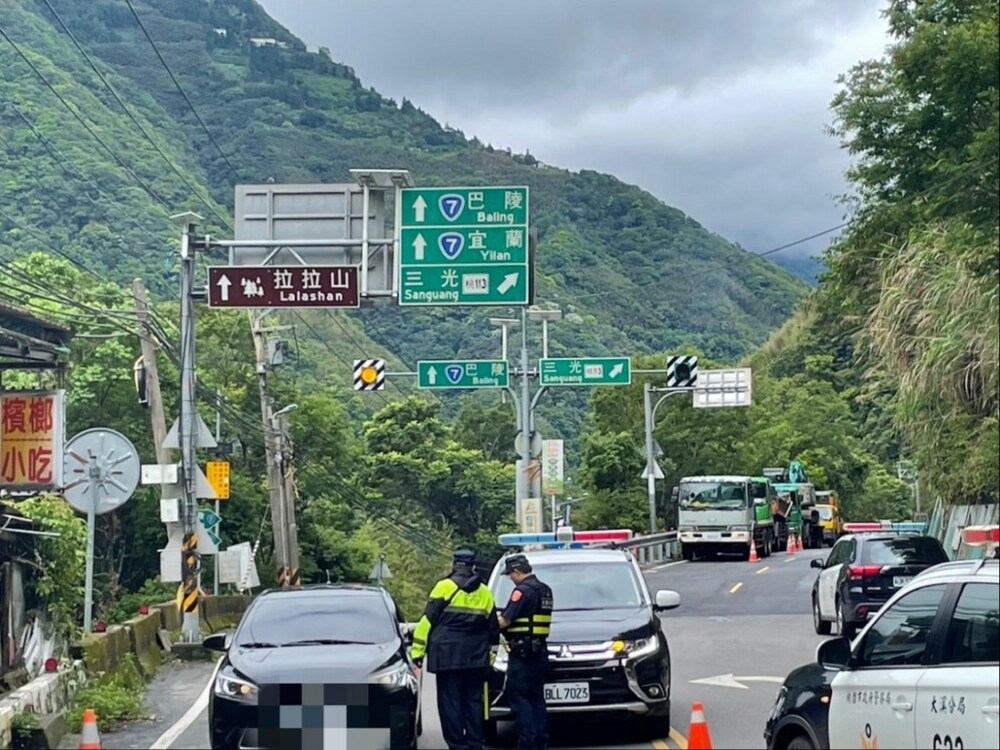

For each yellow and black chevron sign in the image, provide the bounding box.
[182,577,199,614]
[288,567,301,587]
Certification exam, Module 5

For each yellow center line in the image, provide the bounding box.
[755,565,770,575]
[729,582,743,594]
[652,740,670,750]
[670,726,689,749]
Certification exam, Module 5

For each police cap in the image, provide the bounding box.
[503,554,532,575]
[452,549,476,566]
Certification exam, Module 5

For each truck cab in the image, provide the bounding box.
[813,491,842,546]
[676,475,777,561]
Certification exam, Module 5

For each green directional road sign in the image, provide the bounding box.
[199,508,221,528]
[399,186,530,306]
[417,360,509,389]
[539,357,632,387]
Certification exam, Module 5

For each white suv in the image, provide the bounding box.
[818,556,998,749]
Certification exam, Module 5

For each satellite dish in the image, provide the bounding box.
[62,428,141,515]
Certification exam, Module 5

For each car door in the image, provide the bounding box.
[828,582,950,749]
[819,538,850,618]
[915,581,1000,750]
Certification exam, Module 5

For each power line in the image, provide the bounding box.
[39,0,233,232]
[0,22,172,211]
[122,0,243,182]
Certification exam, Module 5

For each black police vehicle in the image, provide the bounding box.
[810,522,948,639]
[484,530,682,740]
[205,585,422,750]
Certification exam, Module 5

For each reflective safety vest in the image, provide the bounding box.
[506,576,553,639]
[411,575,498,672]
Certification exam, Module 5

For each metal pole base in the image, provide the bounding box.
[182,612,202,643]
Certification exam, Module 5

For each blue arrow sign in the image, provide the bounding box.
[439,194,464,221]
[446,365,463,384]
[438,232,464,260]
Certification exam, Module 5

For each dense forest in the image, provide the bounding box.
[1,0,997,626]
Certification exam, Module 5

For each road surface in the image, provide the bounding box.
[60,547,830,750]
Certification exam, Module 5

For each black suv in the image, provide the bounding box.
[205,585,422,750]
[484,547,681,740]
[810,528,949,638]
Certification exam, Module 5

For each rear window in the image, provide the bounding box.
[862,537,949,566]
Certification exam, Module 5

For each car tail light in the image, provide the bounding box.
[848,566,882,580]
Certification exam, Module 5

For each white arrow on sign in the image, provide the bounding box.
[497,272,519,295]
[609,363,624,379]
[413,195,427,223]
[413,233,426,260]
[689,674,784,690]
[216,274,231,302]
[427,366,437,385]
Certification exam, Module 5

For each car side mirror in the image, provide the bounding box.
[816,637,852,670]
[203,632,230,652]
[810,559,824,569]
[654,590,681,611]
[400,622,416,645]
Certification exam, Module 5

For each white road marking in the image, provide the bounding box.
[729,582,743,594]
[755,565,770,575]
[149,667,215,749]
[690,673,785,689]
[645,560,688,573]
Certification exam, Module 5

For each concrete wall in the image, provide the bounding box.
[0,595,253,749]
[0,663,84,749]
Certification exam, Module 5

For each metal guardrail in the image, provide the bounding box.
[593,531,679,567]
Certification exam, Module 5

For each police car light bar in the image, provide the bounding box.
[842,521,926,534]
[962,525,1000,547]
[498,529,634,548]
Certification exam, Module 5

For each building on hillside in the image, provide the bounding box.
[0,301,73,683]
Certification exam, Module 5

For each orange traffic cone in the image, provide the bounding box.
[795,534,804,553]
[786,533,796,555]
[749,542,759,563]
[80,708,101,749]
[688,701,713,750]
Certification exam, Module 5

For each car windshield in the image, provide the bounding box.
[234,593,397,648]
[863,537,949,566]
[817,506,834,520]
[678,481,747,509]
[493,561,643,611]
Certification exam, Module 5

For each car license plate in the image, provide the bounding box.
[704,532,721,540]
[893,576,913,587]
[544,682,589,704]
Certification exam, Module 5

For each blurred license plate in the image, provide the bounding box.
[545,682,589,703]
[704,532,721,540]
[893,576,913,587]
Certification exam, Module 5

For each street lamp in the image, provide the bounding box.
[526,306,562,359]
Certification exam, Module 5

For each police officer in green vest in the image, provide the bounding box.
[496,554,553,749]
[411,550,499,750]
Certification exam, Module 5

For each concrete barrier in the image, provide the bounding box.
[0,663,84,749]
[69,626,132,676]
[154,602,181,632]
[200,595,252,633]
[123,613,163,678]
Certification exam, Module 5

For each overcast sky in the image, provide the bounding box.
[258,0,890,260]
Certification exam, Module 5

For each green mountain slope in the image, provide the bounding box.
[1,0,808,438]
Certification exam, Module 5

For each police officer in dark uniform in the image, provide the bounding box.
[496,554,553,749]
[411,550,499,750]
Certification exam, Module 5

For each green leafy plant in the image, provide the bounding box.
[103,579,177,625]
[10,712,40,750]
[67,654,147,733]
[15,494,87,640]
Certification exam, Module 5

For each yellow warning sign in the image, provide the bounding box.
[206,460,231,500]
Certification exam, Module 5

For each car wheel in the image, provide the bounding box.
[681,544,694,561]
[812,595,831,635]
[786,733,815,749]
[836,599,855,639]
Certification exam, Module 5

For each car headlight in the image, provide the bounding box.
[678,526,694,532]
[613,636,659,660]
[728,525,749,532]
[370,659,412,689]
[214,667,259,703]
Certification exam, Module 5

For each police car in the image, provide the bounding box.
[765,526,999,750]
[484,528,682,740]
[810,521,949,639]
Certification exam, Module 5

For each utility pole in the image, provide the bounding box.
[517,308,531,527]
[274,408,300,584]
[132,280,170,466]
[643,383,657,535]
[214,388,222,596]
[176,213,202,643]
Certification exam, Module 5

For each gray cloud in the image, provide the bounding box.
[259,0,889,257]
